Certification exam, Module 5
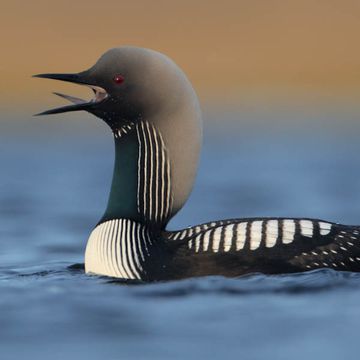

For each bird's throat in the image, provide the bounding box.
[101,129,140,223]
[100,121,173,229]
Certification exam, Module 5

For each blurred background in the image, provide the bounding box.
[2,1,360,359]
[2,0,360,228]
[2,0,360,112]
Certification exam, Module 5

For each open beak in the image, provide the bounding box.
[33,72,108,115]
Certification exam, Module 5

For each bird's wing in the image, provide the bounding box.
[164,218,360,273]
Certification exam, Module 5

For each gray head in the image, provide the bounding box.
[35,46,202,218]
[35,47,198,129]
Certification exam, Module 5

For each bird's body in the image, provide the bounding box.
[35,46,360,281]
[85,217,360,281]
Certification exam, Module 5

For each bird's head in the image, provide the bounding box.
[34,46,193,133]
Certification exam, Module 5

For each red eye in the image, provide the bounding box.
[113,74,125,84]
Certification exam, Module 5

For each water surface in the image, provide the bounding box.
[1,110,360,359]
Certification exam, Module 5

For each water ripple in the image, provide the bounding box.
[2,262,359,297]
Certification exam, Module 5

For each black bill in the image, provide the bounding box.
[33,72,108,115]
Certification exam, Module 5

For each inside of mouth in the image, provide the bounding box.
[54,84,108,105]
[90,85,108,103]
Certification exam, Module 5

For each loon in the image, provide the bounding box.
[35,46,360,281]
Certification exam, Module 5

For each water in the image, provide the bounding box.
[2,109,360,359]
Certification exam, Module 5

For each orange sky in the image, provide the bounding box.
[2,0,360,108]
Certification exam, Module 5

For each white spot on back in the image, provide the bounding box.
[282,219,295,244]
[265,220,278,248]
[250,221,262,250]
[195,237,201,252]
[203,232,211,251]
[236,223,247,250]
[187,228,194,237]
[319,222,332,235]
[212,227,222,252]
[224,224,234,252]
[194,226,202,234]
[300,220,313,238]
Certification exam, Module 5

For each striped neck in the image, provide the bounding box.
[101,121,173,229]
[85,218,155,280]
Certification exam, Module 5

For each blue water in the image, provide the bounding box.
[2,109,360,359]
